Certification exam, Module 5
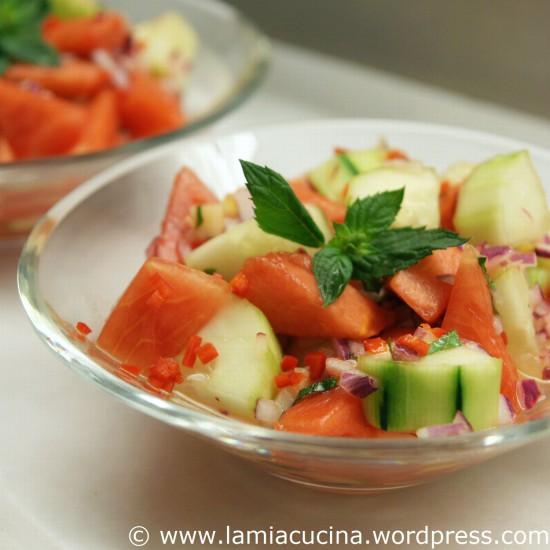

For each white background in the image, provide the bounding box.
[2,43,550,549]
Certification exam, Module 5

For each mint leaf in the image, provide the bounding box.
[295,377,338,403]
[0,0,48,31]
[313,247,353,306]
[0,30,59,66]
[0,54,8,75]
[240,160,325,247]
[0,1,58,70]
[428,331,461,354]
[337,153,359,176]
[345,188,404,234]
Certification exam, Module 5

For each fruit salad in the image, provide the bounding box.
[86,143,550,438]
[0,0,196,162]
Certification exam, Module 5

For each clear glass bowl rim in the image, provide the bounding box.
[17,118,550,457]
[0,0,270,171]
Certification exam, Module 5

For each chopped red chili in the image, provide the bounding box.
[197,342,219,364]
[275,370,307,388]
[280,355,299,372]
[386,149,408,161]
[148,357,182,392]
[230,272,249,298]
[75,321,92,335]
[182,335,202,368]
[304,352,326,381]
[395,334,430,356]
[363,337,389,354]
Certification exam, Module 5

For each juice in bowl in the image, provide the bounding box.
[18,120,550,492]
[0,0,269,243]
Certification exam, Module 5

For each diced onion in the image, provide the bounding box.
[91,49,129,88]
[255,399,282,426]
[391,342,419,361]
[416,412,472,438]
[498,394,515,424]
[340,371,378,398]
[332,338,352,360]
[325,357,358,378]
[274,388,296,411]
[519,379,542,410]
[348,340,366,357]
[478,244,537,270]
[233,188,254,221]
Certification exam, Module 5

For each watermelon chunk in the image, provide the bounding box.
[117,71,186,139]
[147,167,219,262]
[276,387,412,438]
[4,58,109,99]
[42,12,130,55]
[239,252,393,339]
[0,79,85,159]
[442,246,519,409]
[97,258,231,367]
[74,88,119,154]
[388,247,462,323]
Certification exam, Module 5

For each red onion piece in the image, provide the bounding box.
[325,358,358,379]
[255,399,282,425]
[391,342,419,361]
[332,338,352,360]
[479,244,511,259]
[340,371,378,399]
[413,325,437,344]
[519,379,542,410]
[416,412,472,438]
[509,251,537,266]
[535,243,550,258]
[498,394,515,424]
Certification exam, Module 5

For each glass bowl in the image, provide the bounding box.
[18,119,550,494]
[0,0,269,244]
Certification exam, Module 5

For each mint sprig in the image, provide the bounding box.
[0,0,59,74]
[239,161,468,306]
[240,160,325,247]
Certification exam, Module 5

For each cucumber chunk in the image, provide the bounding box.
[359,353,459,432]
[179,298,281,420]
[347,164,440,228]
[359,346,502,432]
[492,267,541,377]
[454,151,550,246]
[527,257,550,292]
[460,357,501,431]
[186,205,332,279]
[135,12,198,91]
[50,0,100,18]
[308,148,385,201]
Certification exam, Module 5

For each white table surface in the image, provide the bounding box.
[2,43,550,550]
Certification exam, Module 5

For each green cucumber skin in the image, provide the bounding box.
[360,359,393,429]
[460,360,501,431]
[359,347,502,432]
[386,363,459,432]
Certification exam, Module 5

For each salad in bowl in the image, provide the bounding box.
[0,0,268,241]
[79,140,550,440]
[0,0,196,162]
